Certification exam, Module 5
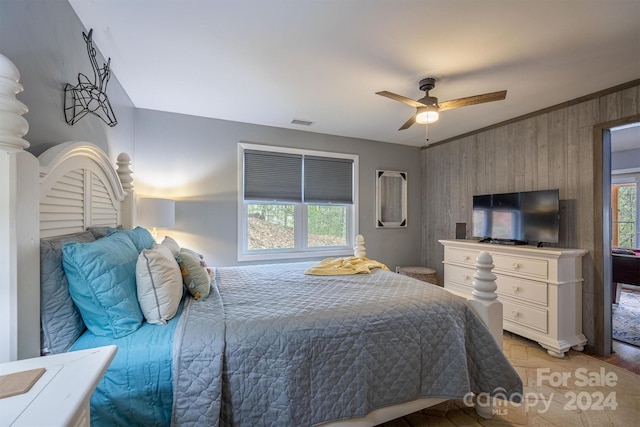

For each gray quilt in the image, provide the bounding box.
[172,262,522,426]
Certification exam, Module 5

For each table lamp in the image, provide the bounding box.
[137,198,175,242]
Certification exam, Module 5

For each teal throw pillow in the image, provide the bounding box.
[107,226,155,252]
[62,232,143,338]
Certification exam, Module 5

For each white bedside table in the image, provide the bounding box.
[0,345,117,426]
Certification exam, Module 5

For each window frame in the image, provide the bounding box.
[611,173,639,249]
[237,143,359,261]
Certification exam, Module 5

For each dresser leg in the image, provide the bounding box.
[546,349,565,358]
[571,344,585,352]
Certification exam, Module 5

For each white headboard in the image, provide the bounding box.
[1,138,135,362]
[37,142,135,238]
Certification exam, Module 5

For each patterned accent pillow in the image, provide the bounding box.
[176,248,212,300]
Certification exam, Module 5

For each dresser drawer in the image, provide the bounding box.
[493,254,548,280]
[503,300,548,333]
[444,264,475,287]
[445,281,474,298]
[496,276,548,306]
[445,247,480,267]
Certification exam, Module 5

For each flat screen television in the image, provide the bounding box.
[472,189,560,245]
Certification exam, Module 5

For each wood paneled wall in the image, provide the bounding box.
[421,81,640,352]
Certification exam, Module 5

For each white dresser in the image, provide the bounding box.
[440,239,588,358]
[0,345,116,426]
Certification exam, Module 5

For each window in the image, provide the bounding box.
[612,182,637,248]
[238,143,358,261]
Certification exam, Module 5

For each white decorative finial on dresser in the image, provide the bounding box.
[354,234,366,258]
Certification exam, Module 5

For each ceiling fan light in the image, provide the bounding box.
[415,106,439,124]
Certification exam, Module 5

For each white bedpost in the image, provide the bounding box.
[466,251,502,420]
[353,234,366,257]
[116,152,136,229]
[467,251,502,348]
[0,54,40,362]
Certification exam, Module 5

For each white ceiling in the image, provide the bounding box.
[68,0,640,147]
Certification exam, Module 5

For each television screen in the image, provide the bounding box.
[472,189,559,244]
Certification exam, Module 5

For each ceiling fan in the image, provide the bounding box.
[376,77,507,130]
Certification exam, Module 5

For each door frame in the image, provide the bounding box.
[593,114,640,356]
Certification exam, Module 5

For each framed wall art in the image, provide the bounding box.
[376,170,407,228]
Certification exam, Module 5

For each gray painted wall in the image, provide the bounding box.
[2,0,422,270]
[612,148,640,171]
[134,109,422,270]
[0,0,135,160]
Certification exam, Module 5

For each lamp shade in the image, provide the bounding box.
[137,198,175,228]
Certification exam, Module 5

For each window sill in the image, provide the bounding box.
[238,248,353,262]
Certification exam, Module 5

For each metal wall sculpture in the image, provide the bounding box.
[64,29,117,127]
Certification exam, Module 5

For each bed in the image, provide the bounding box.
[28,141,521,426]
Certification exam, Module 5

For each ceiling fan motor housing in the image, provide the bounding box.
[417,95,438,106]
[418,77,436,92]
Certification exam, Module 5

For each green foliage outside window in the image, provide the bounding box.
[307,205,347,247]
[613,184,637,248]
[247,203,347,250]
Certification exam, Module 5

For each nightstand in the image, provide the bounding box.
[0,345,117,426]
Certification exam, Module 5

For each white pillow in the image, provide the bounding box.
[160,236,180,257]
[136,244,183,325]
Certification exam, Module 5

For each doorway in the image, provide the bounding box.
[610,123,640,348]
[596,119,640,356]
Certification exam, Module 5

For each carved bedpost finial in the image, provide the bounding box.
[472,251,498,301]
[0,54,29,152]
[468,251,503,350]
[116,152,134,192]
[354,234,366,258]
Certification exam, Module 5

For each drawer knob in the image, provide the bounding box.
[512,286,520,294]
[463,275,471,281]
[463,255,470,261]
[512,263,520,270]
[511,310,520,317]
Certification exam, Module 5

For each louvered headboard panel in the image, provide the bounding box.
[40,169,85,237]
[91,173,119,227]
[38,142,133,239]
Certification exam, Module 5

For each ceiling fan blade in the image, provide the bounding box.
[376,91,426,108]
[398,115,416,130]
[438,90,507,112]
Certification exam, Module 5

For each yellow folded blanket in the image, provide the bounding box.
[304,256,390,275]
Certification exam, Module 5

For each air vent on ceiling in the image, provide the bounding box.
[291,118,314,126]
